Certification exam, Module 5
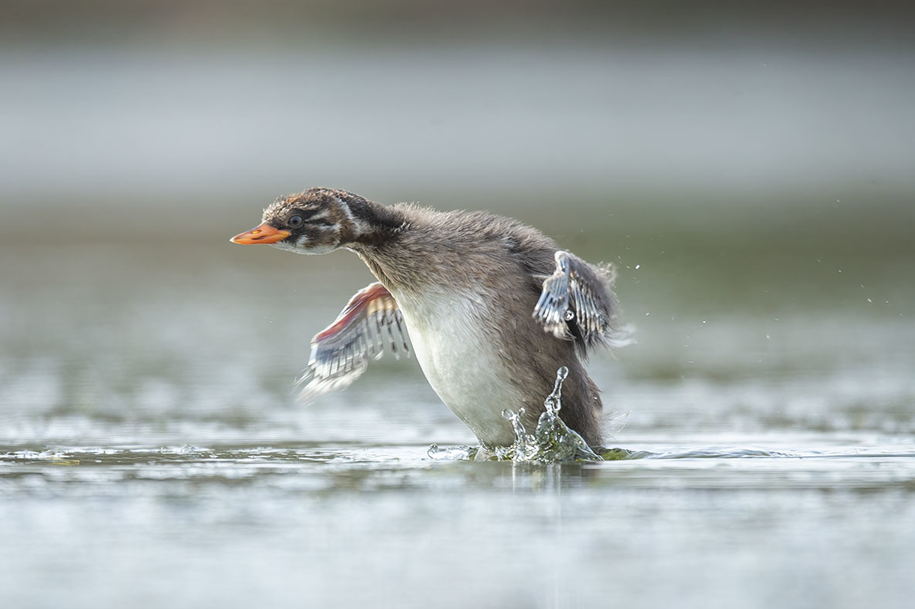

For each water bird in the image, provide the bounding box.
[231,188,627,449]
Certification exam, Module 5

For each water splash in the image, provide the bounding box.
[427,367,633,463]
[493,366,604,462]
[427,444,478,461]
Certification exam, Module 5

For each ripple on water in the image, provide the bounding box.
[4,440,915,496]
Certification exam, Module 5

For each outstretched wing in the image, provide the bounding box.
[297,282,410,403]
[533,250,629,354]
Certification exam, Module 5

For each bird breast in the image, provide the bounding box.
[393,286,522,447]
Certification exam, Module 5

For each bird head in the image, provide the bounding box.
[231,187,370,254]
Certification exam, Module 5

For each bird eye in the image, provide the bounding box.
[288,215,304,229]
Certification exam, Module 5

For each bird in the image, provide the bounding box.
[230,188,627,449]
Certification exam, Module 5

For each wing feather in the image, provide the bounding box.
[532,250,631,355]
[297,282,409,402]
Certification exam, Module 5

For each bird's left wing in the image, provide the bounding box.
[533,250,630,354]
[297,282,410,403]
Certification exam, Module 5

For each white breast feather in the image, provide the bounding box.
[394,287,521,446]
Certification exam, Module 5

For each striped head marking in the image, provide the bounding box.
[260,187,369,255]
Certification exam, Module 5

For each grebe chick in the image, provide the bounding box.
[231,188,627,449]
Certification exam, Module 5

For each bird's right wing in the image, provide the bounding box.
[297,282,410,403]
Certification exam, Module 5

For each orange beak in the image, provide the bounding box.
[230,223,291,245]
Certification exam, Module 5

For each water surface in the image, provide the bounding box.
[2,240,913,608]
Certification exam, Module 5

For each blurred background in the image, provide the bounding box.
[2,2,915,608]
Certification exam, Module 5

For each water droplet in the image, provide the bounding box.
[490,366,600,463]
[427,444,476,461]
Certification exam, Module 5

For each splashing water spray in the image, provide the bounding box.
[428,367,622,462]
[494,367,602,462]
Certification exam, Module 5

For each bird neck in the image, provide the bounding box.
[348,200,448,292]
[346,197,406,246]
[342,197,407,284]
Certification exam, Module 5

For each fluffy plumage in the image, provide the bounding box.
[236,187,628,448]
